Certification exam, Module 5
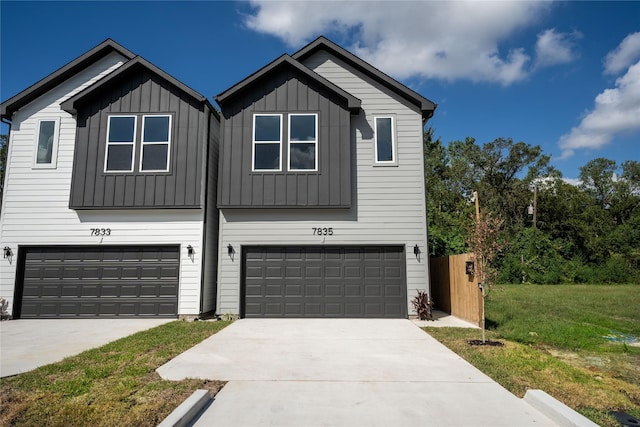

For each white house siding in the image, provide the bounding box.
[0,52,204,316]
[216,52,430,315]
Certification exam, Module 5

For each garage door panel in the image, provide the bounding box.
[243,246,406,318]
[325,284,343,297]
[265,284,282,296]
[285,266,303,278]
[385,266,402,278]
[305,266,322,278]
[324,303,343,316]
[344,284,362,297]
[285,284,303,296]
[266,266,283,278]
[18,245,179,318]
[285,303,303,315]
[365,266,381,278]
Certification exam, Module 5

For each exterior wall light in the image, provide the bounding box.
[3,246,12,259]
[465,260,475,275]
[187,245,194,256]
[413,244,420,257]
[227,244,234,257]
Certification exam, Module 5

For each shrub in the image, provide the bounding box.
[412,290,434,320]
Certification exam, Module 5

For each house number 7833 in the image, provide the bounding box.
[90,228,111,236]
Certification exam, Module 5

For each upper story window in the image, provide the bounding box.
[105,114,171,173]
[105,115,136,172]
[374,116,396,165]
[253,114,282,171]
[141,115,171,172]
[33,118,59,168]
[289,113,318,171]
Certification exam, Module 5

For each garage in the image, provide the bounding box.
[242,245,406,318]
[15,245,180,318]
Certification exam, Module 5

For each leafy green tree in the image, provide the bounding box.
[424,129,472,256]
[447,137,557,234]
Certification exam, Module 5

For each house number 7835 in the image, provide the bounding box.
[312,227,333,236]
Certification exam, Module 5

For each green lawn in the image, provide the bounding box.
[425,284,640,427]
[0,320,230,427]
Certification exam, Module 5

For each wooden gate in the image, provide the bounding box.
[430,253,482,327]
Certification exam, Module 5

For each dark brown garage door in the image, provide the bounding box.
[16,245,179,318]
[243,246,406,318]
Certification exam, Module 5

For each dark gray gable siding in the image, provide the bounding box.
[217,67,352,208]
[69,69,208,209]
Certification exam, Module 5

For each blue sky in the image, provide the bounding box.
[1,1,639,180]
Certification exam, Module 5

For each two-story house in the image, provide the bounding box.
[1,36,435,320]
[0,40,219,318]
[214,37,436,318]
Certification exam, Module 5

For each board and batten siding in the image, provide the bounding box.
[217,68,352,208]
[216,52,430,316]
[0,53,204,316]
[69,70,207,209]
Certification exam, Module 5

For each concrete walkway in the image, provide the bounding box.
[0,318,173,377]
[157,319,556,426]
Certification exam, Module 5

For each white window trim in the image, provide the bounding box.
[252,113,283,172]
[139,114,172,173]
[373,116,397,166]
[104,115,137,173]
[288,113,318,172]
[32,118,60,169]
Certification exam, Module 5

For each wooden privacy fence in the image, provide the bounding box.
[430,253,482,327]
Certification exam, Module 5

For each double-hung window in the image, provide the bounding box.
[374,116,396,164]
[253,114,282,171]
[105,115,136,172]
[33,118,59,168]
[105,114,171,173]
[288,113,317,171]
[140,115,171,172]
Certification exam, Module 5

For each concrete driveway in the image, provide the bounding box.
[0,318,173,377]
[157,319,557,426]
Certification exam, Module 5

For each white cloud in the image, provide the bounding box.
[559,60,640,158]
[244,0,554,85]
[534,28,582,68]
[604,32,640,75]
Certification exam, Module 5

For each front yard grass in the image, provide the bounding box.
[0,320,231,427]
[424,284,640,427]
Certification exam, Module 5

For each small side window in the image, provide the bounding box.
[374,116,396,165]
[33,119,59,168]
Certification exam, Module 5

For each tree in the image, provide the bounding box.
[424,129,473,256]
[447,137,557,234]
[467,205,506,343]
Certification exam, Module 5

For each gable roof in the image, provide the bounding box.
[1,39,136,120]
[292,36,437,119]
[215,54,361,112]
[61,56,216,117]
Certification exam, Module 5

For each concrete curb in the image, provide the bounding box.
[524,390,599,427]
[157,389,211,427]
